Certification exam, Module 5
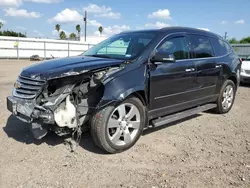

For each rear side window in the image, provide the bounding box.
[210,38,232,56]
[224,41,232,53]
[188,35,214,58]
[157,36,189,60]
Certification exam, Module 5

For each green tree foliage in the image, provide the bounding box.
[240,37,250,44]
[76,24,81,40]
[59,31,66,40]
[69,33,76,39]
[55,24,60,32]
[55,24,60,38]
[228,38,238,44]
[98,26,103,36]
[0,22,3,30]
[0,30,26,37]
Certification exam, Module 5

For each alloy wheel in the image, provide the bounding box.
[222,85,234,110]
[107,103,141,146]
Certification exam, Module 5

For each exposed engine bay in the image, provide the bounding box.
[8,65,122,150]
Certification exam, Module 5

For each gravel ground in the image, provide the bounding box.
[0,60,250,188]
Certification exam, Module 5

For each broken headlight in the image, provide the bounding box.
[93,67,121,81]
[94,70,106,80]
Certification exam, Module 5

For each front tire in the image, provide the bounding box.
[214,80,236,114]
[91,96,146,153]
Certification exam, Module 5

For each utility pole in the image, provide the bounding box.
[84,11,87,42]
[224,32,228,40]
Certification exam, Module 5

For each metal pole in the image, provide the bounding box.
[68,42,70,57]
[224,32,227,40]
[17,33,19,59]
[17,44,19,59]
[44,41,46,60]
[84,11,87,42]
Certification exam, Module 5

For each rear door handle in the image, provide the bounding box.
[185,68,195,72]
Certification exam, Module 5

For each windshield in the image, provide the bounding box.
[247,55,250,60]
[83,32,156,60]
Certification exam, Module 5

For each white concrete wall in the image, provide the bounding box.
[0,35,107,59]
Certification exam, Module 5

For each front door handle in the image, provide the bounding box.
[215,65,222,68]
[185,68,195,72]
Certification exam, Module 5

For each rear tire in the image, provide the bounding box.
[214,80,236,114]
[91,96,146,153]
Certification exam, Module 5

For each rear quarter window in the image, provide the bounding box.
[210,38,232,57]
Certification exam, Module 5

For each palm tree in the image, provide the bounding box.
[98,26,103,36]
[69,33,76,40]
[76,24,81,40]
[55,24,60,38]
[59,31,66,40]
[0,22,3,30]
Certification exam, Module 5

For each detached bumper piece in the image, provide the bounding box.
[7,96,32,123]
[7,96,54,124]
[31,122,48,140]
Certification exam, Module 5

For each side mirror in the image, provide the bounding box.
[150,50,176,63]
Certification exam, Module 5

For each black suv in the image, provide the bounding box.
[7,27,241,153]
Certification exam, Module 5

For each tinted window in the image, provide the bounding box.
[188,35,214,58]
[84,32,156,60]
[224,41,232,53]
[210,38,232,56]
[97,39,129,55]
[157,37,189,60]
[138,38,153,46]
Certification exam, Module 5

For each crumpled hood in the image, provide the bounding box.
[21,56,124,80]
[242,60,250,70]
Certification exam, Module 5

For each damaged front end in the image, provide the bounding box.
[7,66,121,145]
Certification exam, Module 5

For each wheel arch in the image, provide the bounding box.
[228,75,237,86]
[129,90,147,107]
[227,73,239,88]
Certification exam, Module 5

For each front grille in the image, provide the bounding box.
[245,70,250,75]
[13,76,46,99]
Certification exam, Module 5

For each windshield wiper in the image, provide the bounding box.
[87,54,111,59]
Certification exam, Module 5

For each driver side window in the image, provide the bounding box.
[157,37,189,60]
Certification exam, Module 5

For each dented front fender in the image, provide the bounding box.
[96,64,148,109]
